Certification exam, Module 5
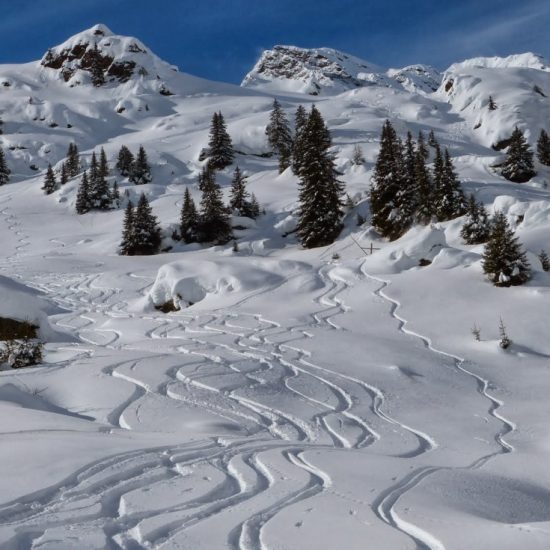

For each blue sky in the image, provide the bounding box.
[1,0,550,83]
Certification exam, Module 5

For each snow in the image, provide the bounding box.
[1,24,550,549]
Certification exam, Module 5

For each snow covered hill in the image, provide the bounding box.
[1,24,550,550]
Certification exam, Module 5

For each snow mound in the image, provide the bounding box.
[148,258,310,309]
[0,275,66,340]
[364,225,450,274]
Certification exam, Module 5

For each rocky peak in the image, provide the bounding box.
[40,24,177,87]
[241,45,441,96]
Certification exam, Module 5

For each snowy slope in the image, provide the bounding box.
[1,24,550,550]
[437,52,550,149]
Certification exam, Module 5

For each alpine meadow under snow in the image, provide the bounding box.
[2,22,550,549]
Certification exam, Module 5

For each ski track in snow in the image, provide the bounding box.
[363,266,516,550]
[0,202,517,549]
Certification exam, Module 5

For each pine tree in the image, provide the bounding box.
[265,99,293,173]
[198,169,232,244]
[297,105,344,248]
[501,127,536,183]
[488,96,497,111]
[116,145,134,177]
[247,193,260,219]
[538,249,550,271]
[398,131,418,224]
[414,148,434,224]
[229,166,250,216]
[180,187,198,243]
[90,43,105,87]
[352,144,365,165]
[417,131,429,160]
[66,143,80,177]
[198,164,214,192]
[119,200,135,255]
[206,112,234,171]
[434,148,466,221]
[428,129,438,148]
[75,171,92,214]
[0,146,10,186]
[42,164,57,195]
[99,147,109,179]
[536,129,550,166]
[498,318,512,349]
[60,162,68,186]
[111,181,120,208]
[460,194,491,244]
[130,193,161,255]
[370,121,410,239]
[292,105,309,176]
[130,146,152,185]
[482,211,531,286]
[87,151,111,209]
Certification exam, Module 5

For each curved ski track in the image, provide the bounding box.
[0,202,516,550]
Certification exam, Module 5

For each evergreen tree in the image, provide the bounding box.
[265,99,293,173]
[370,120,410,239]
[291,105,309,176]
[428,129,438,148]
[60,162,68,186]
[87,151,111,209]
[0,146,11,186]
[42,164,57,195]
[99,147,109,179]
[119,200,135,255]
[247,193,260,219]
[229,166,250,216]
[434,148,467,221]
[111,181,120,208]
[90,43,105,87]
[75,171,92,214]
[130,193,161,255]
[198,167,232,243]
[198,164,214,192]
[66,143,80,177]
[538,249,550,272]
[206,112,234,171]
[417,131,429,160]
[130,145,152,185]
[482,211,530,286]
[488,96,497,111]
[536,129,550,166]
[179,187,198,243]
[297,105,344,248]
[460,194,491,244]
[352,144,365,165]
[116,145,134,177]
[414,149,434,224]
[501,127,536,183]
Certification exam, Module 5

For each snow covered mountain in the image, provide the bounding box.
[437,52,550,149]
[241,45,441,95]
[2,24,550,550]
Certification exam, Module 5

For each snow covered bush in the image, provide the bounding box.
[0,337,43,369]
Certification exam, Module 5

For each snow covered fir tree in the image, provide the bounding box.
[204,111,234,171]
[4,20,550,549]
[296,105,344,248]
[500,127,536,183]
[265,99,293,173]
[482,211,531,286]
